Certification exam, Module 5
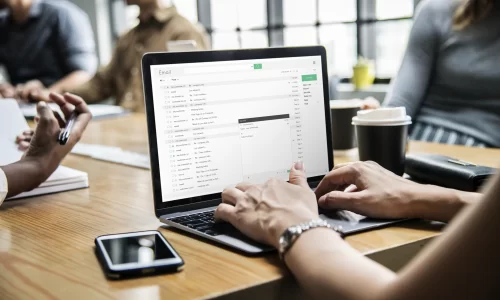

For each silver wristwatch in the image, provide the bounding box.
[278,219,343,260]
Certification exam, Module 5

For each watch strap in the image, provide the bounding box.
[278,219,343,260]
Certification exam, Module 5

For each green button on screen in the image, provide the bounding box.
[301,74,317,81]
[254,64,262,69]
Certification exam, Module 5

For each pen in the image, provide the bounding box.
[58,112,78,145]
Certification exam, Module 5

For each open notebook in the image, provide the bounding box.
[0,100,89,200]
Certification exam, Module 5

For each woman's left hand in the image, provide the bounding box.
[214,162,319,248]
[361,97,380,110]
[16,129,34,151]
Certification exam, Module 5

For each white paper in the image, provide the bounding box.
[19,103,127,119]
[0,99,29,165]
[38,166,88,187]
[71,143,150,169]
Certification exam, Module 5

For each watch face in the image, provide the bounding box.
[279,228,294,253]
[280,232,289,245]
[279,226,300,255]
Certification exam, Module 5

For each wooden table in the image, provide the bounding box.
[1,114,499,300]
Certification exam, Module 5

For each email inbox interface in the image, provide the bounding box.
[151,56,329,202]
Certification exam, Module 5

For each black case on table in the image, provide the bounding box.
[405,154,497,192]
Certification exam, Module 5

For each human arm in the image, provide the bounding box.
[0,82,16,99]
[213,163,396,299]
[13,71,92,102]
[68,39,123,104]
[50,3,97,93]
[13,5,98,102]
[285,170,499,300]
[215,162,500,299]
[345,97,381,110]
[380,172,500,299]
[0,93,92,198]
[48,71,92,95]
[384,0,439,118]
[315,161,482,223]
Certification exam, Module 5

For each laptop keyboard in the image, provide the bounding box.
[168,210,238,236]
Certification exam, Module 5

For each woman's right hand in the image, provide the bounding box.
[2,92,92,198]
[23,93,92,178]
[16,130,34,151]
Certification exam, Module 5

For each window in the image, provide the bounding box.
[319,24,357,77]
[172,0,198,23]
[280,0,414,79]
[376,0,413,19]
[318,0,357,23]
[375,20,413,78]
[211,0,269,49]
[202,0,415,79]
[372,0,414,78]
[111,0,416,80]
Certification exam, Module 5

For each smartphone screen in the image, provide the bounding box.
[96,231,183,276]
[101,233,175,266]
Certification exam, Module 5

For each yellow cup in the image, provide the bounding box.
[352,64,375,90]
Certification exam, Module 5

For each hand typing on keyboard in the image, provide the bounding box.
[214,161,319,248]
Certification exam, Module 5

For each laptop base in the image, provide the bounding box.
[160,207,406,255]
[160,206,274,254]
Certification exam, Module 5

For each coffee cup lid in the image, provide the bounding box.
[352,107,412,126]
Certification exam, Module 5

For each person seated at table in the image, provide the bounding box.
[385,0,500,148]
[215,161,498,299]
[0,0,97,102]
[0,93,92,205]
[67,0,209,112]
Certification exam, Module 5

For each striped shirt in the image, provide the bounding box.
[411,121,488,147]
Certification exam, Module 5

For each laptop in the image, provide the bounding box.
[141,46,404,254]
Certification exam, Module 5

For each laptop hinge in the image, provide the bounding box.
[156,199,221,218]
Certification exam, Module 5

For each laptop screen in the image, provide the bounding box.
[150,56,330,202]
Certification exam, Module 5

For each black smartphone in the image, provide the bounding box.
[95,230,184,280]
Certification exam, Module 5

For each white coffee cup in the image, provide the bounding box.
[352,107,412,176]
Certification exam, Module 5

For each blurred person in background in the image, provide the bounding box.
[68,0,209,112]
[385,0,500,148]
[0,0,97,101]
